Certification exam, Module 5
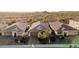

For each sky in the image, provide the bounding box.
[0,0,79,12]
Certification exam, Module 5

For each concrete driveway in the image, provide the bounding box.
[28,37,40,44]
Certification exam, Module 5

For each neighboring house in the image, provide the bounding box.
[3,22,29,36]
[27,21,51,37]
[49,21,78,36]
[69,19,79,30]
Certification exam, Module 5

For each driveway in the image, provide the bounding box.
[28,36,40,44]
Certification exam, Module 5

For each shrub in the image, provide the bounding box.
[69,44,77,48]
[20,35,30,44]
[49,35,56,42]
[58,35,65,40]
[14,36,22,44]
[74,45,77,48]
[37,31,49,44]
[14,36,29,44]
[37,31,49,39]
[69,44,73,48]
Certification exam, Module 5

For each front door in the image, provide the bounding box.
[63,31,68,36]
[14,32,16,37]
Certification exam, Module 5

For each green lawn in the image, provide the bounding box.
[70,35,79,44]
[64,35,79,44]
[49,35,79,44]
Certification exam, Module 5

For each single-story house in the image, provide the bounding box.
[27,21,51,37]
[49,21,78,36]
[3,22,29,36]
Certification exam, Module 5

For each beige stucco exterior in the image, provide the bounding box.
[0,31,24,36]
[56,30,78,36]
[63,30,78,35]
[69,20,79,30]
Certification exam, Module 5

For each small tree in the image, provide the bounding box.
[38,31,49,39]
[37,31,49,44]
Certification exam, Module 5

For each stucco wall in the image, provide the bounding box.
[63,30,78,35]
[69,20,79,30]
[2,31,23,36]
[57,30,78,35]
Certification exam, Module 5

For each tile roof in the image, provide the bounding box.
[28,21,50,32]
[28,21,41,31]
[49,21,77,31]
[0,24,8,30]
[49,21,63,31]
[58,24,77,31]
[4,22,28,32]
